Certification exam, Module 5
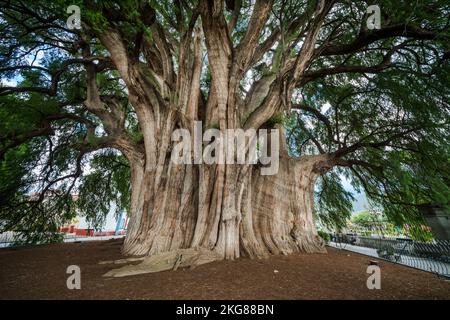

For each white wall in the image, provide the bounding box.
[76,202,127,232]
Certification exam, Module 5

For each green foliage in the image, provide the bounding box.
[405,225,434,242]
[84,5,111,32]
[266,113,286,127]
[0,135,78,244]
[349,210,435,241]
[315,171,354,230]
[350,210,400,237]
[77,151,131,230]
[291,7,450,227]
[13,231,65,246]
[317,230,330,243]
[0,144,33,208]
[351,211,379,227]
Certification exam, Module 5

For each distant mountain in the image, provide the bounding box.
[339,175,370,214]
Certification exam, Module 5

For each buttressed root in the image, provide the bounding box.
[103,248,223,277]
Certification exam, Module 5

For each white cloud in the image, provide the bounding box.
[1,78,17,86]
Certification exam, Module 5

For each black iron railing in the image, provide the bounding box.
[330,234,450,278]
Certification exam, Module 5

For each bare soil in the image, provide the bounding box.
[0,239,449,300]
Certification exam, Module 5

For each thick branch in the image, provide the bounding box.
[320,24,446,57]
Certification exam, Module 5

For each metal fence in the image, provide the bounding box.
[0,231,16,248]
[330,234,450,278]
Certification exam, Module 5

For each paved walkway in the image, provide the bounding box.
[63,235,125,242]
[328,242,450,277]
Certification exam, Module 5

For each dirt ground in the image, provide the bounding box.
[0,239,449,300]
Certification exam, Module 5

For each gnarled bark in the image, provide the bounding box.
[105,135,332,276]
[102,1,334,277]
[248,154,329,257]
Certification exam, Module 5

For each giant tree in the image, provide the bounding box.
[1,0,449,273]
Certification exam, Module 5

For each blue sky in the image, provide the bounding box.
[340,175,370,213]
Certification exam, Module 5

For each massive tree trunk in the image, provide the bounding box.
[118,130,331,270]
[98,1,335,276]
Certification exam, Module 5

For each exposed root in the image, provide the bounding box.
[103,248,223,277]
[98,257,146,265]
[293,232,327,254]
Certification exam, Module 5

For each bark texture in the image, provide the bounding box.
[99,0,335,276]
[111,149,332,276]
